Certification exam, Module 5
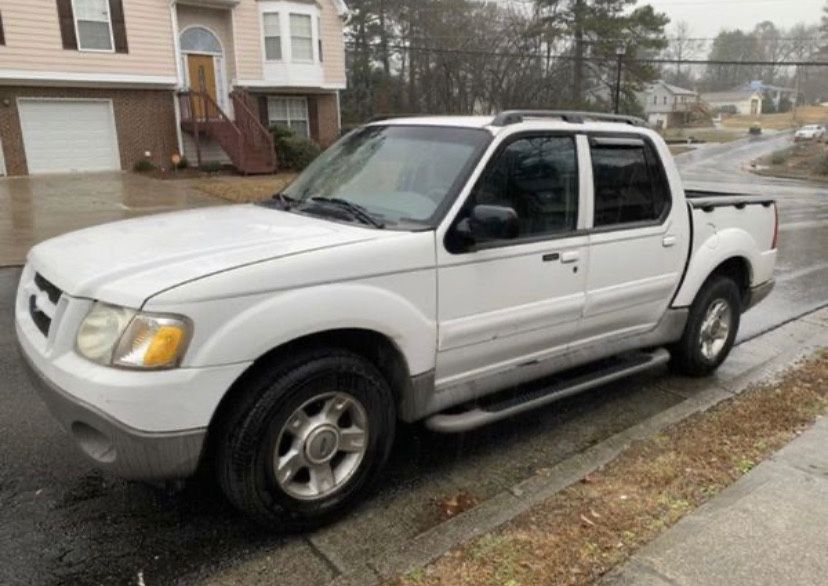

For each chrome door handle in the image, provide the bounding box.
[662,235,677,248]
[560,251,580,264]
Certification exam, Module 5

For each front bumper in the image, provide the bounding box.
[19,342,207,480]
[745,279,775,312]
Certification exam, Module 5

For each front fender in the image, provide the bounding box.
[672,226,762,307]
[172,281,437,375]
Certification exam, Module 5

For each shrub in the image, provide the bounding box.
[770,150,790,166]
[814,153,828,176]
[174,156,189,170]
[199,161,224,173]
[270,126,322,170]
[133,159,156,173]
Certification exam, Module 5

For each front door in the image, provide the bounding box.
[435,133,588,390]
[186,54,217,118]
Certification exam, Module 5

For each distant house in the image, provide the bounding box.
[701,89,763,117]
[636,80,700,129]
[738,81,796,110]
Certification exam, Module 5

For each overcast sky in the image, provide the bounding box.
[645,0,825,38]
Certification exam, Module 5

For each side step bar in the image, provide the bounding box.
[424,348,671,433]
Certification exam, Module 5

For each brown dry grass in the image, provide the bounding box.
[396,351,828,586]
[195,173,299,203]
[721,106,828,130]
[754,141,828,182]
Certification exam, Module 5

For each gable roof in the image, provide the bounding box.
[701,90,761,102]
[642,80,697,97]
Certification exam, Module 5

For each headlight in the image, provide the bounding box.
[76,302,191,369]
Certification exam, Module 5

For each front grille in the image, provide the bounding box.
[28,272,63,337]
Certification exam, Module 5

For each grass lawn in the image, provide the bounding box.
[721,105,828,130]
[195,173,299,203]
[395,350,828,586]
[661,128,744,144]
[752,140,828,182]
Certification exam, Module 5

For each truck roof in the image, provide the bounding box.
[370,111,652,135]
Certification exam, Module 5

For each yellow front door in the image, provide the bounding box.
[186,54,218,118]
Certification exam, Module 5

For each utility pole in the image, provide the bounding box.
[573,0,584,105]
[614,44,626,114]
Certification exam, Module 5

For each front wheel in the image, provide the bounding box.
[216,349,396,530]
[670,276,741,377]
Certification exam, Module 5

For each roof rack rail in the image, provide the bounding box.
[491,110,648,127]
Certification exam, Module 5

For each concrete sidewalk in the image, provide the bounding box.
[605,416,828,586]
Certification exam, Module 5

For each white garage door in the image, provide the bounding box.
[18,99,120,174]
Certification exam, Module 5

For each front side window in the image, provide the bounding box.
[590,140,669,227]
[268,96,309,138]
[280,125,491,225]
[467,135,579,239]
[290,13,313,61]
[262,12,281,60]
[74,0,113,51]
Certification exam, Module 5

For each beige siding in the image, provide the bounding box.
[176,5,236,83]
[233,0,345,86]
[319,0,345,86]
[0,0,176,78]
[232,0,265,81]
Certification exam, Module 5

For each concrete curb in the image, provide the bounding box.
[331,308,828,585]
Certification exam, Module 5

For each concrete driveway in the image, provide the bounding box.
[0,172,222,266]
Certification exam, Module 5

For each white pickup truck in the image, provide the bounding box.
[16,111,777,528]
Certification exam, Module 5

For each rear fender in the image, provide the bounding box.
[672,227,759,307]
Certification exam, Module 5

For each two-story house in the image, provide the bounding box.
[0,0,347,176]
[636,80,700,129]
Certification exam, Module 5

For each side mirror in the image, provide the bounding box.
[455,204,519,247]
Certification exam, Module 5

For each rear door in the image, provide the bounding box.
[579,135,686,346]
[435,132,589,389]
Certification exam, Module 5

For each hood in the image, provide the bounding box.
[28,204,383,307]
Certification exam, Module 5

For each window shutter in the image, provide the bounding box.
[109,0,128,53]
[0,12,5,46]
[56,0,78,50]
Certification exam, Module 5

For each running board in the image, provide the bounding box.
[424,349,671,433]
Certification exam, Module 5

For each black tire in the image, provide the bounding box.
[669,276,741,377]
[215,348,396,530]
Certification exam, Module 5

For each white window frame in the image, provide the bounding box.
[262,12,283,62]
[72,0,115,53]
[267,96,310,138]
[289,12,314,63]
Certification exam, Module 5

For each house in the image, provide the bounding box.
[636,80,700,129]
[701,88,763,117]
[0,0,348,176]
[738,80,796,111]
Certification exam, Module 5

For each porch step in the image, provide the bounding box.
[424,348,671,433]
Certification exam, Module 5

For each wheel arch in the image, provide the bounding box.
[201,328,411,466]
[673,246,755,310]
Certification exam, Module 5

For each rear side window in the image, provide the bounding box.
[469,135,579,238]
[590,139,669,228]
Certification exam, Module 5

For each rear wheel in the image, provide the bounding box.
[215,348,396,530]
[670,276,741,377]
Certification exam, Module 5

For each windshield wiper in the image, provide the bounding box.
[271,192,296,210]
[309,197,385,229]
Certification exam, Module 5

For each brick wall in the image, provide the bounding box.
[0,86,178,175]
[311,93,340,147]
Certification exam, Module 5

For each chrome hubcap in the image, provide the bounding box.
[273,392,368,501]
[699,298,732,361]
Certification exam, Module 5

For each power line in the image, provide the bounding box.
[345,42,828,66]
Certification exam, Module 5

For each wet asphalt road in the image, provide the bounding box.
[1,135,826,585]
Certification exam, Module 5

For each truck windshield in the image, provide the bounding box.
[280,125,492,226]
